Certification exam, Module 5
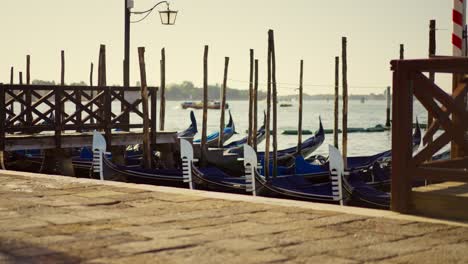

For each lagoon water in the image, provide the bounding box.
[161,100,430,157]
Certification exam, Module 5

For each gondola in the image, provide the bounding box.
[242,144,347,204]
[193,111,236,147]
[223,112,267,149]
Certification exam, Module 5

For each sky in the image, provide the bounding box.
[0,0,459,95]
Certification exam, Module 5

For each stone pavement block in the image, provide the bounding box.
[107,238,200,255]
[116,226,203,240]
[277,230,403,258]
[0,218,48,231]
[74,190,128,198]
[302,214,370,227]
[423,227,468,243]
[85,254,174,264]
[293,255,359,264]
[250,226,348,247]
[32,213,91,225]
[331,245,398,262]
[383,243,468,264]
[207,238,273,251]
[366,235,449,256]
[0,210,20,219]
[70,209,127,220]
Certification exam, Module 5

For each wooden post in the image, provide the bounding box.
[138,47,152,169]
[427,20,436,144]
[391,62,413,213]
[342,37,348,168]
[19,72,24,122]
[297,60,304,154]
[399,44,404,60]
[97,45,107,127]
[334,56,339,149]
[265,33,272,180]
[151,86,157,148]
[9,67,14,113]
[253,59,259,151]
[200,45,209,166]
[247,49,254,146]
[25,55,32,126]
[269,30,278,178]
[90,63,94,124]
[159,48,166,131]
[385,86,391,127]
[0,83,5,152]
[61,50,65,126]
[218,57,229,148]
[10,67,13,84]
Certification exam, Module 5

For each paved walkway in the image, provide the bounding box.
[0,170,467,264]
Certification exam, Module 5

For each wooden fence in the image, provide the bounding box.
[391,57,468,213]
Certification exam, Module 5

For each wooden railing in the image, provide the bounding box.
[391,57,468,213]
[0,84,157,151]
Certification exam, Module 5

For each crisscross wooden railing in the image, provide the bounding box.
[0,84,157,151]
[391,57,468,213]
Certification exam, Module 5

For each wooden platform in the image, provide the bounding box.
[412,182,468,221]
[3,130,177,151]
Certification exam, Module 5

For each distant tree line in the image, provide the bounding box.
[23,80,386,101]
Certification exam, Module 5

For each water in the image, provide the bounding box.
[162,100,430,157]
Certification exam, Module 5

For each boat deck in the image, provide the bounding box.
[0,170,467,263]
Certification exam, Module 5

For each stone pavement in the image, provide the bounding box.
[0,170,467,264]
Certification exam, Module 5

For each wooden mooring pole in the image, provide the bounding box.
[399,44,404,60]
[200,45,209,166]
[218,57,229,148]
[26,55,32,126]
[269,30,278,178]
[385,86,391,127]
[138,47,152,169]
[160,48,166,131]
[253,59,259,151]
[90,63,94,124]
[10,67,14,85]
[265,34,272,180]
[342,37,348,168]
[427,19,436,144]
[19,72,24,121]
[297,60,304,154]
[248,49,254,146]
[334,56,339,149]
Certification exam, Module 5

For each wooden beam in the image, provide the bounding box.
[400,44,404,60]
[342,37,348,168]
[25,55,32,127]
[138,47,152,169]
[423,82,467,144]
[385,86,391,127]
[297,60,304,154]
[427,20,436,144]
[248,49,254,146]
[334,56,339,149]
[421,157,468,169]
[218,57,229,148]
[159,48,166,131]
[391,62,413,213]
[270,30,278,178]
[200,45,209,166]
[253,59,259,152]
[90,62,94,124]
[413,167,468,182]
[390,57,468,73]
[412,132,451,166]
[265,32,272,180]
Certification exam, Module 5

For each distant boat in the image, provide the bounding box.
[280,103,293,107]
[181,101,229,110]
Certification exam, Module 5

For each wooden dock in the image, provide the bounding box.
[413,182,468,221]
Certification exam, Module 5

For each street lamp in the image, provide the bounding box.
[124,0,178,88]
[122,0,177,128]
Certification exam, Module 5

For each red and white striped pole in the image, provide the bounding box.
[453,0,466,56]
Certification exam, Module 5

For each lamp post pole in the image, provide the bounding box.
[124,0,131,88]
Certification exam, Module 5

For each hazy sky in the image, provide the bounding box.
[0,0,458,95]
